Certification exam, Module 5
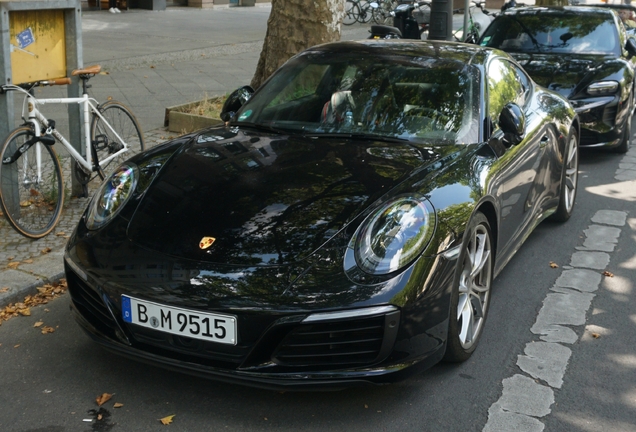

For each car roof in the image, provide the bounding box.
[503,5,616,15]
[305,40,493,66]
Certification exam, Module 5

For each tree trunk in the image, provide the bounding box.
[250,0,344,90]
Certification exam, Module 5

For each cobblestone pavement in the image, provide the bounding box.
[0,128,172,265]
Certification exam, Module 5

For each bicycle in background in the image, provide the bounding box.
[345,0,396,25]
[453,1,495,43]
[0,65,145,239]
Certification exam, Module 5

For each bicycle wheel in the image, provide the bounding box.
[344,0,360,25]
[357,0,373,23]
[372,0,397,25]
[0,126,64,239]
[90,100,145,181]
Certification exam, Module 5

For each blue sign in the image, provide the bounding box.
[121,295,132,322]
[16,28,35,49]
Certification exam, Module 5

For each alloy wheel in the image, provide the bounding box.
[456,223,492,349]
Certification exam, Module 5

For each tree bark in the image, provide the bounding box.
[250,0,344,90]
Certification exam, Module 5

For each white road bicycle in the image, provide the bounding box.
[0,65,145,239]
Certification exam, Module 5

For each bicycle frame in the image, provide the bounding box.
[18,88,130,175]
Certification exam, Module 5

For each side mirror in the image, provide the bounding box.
[220,86,254,122]
[625,37,636,58]
[498,102,525,146]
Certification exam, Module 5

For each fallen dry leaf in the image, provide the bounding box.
[97,414,103,421]
[0,280,67,324]
[592,332,601,339]
[41,247,52,254]
[23,259,33,264]
[41,326,55,334]
[113,402,124,408]
[602,271,614,277]
[7,262,20,269]
[0,287,8,293]
[14,344,20,348]
[549,262,559,268]
[150,65,155,68]
[96,393,113,407]
[55,231,66,237]
[34,321,44,327]
[159,415,175,425]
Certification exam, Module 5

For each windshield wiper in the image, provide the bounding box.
[234,121,289,134]
[304,132,409,143]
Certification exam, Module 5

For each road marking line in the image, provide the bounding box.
[484,203,628,431]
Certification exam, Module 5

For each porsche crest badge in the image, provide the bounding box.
[199,237,216,250]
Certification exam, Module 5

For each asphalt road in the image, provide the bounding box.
[1,5,635,432]
[1,136,634,432]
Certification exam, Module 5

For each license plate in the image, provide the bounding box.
[121,295,237,345]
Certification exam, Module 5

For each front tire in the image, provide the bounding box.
[612,107,632,154]
[444,212,493,362]
[551,127,579,222]
[0,126,64,239]
[90,100,145,181]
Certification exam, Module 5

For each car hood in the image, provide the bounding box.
[509,53,625,98]
[127,127,453,266]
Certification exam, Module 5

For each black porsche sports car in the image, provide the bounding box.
[65,40,579,389]
[479,6,636,153]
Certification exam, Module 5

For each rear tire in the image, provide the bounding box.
[0,126,64,239]
[90,100,145,181]
[444,212,493,362]
[551,127,579,222]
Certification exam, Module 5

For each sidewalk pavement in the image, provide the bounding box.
[0,6,377,307]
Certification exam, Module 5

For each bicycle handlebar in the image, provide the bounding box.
[0,77,72,94]
[44,78,72,86]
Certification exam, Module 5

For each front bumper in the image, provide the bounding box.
[571,94,629,147]
[64,247,452,390]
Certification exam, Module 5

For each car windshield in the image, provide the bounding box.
[480,10,620,55]
[234,51,480,144]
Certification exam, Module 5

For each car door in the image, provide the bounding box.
[486,57,553,260]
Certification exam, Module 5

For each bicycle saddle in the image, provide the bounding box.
[72,65,102,76]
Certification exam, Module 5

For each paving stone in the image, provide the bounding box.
[570,251,610,270]
[591,210,628,226]
[531,289,595,338]
[489,375,554,418]
[577,225,621,252]
[517,342,572,388]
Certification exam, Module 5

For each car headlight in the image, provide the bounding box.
[586,81,619,96]
[85,164,138,230]
[348,195,436,275]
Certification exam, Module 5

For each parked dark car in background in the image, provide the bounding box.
[65,40,579,389]
[479,6,636,153]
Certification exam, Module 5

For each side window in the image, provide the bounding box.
[487,58,527,124]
